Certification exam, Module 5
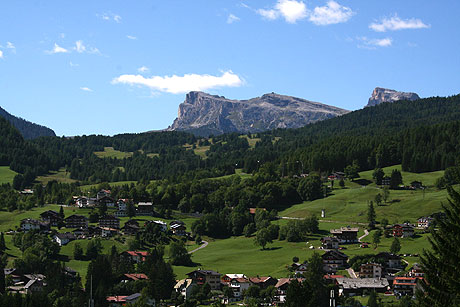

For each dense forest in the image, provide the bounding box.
[0,106,56,139]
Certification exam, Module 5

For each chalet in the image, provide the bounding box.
[118,199,128,211]
[336,277,389,296]
[170,223,186,236]
[417,217,434,229]
[114,210,128,218]
[40,210,61,226]
[122,223,140,235]
[322,250,349,273]
[248,276,277,289]
[410,181,423,190]
[53,232,75,246]
[98,195,115,207]
[145,220,167,232]
[274,278,304,303]
[20,218,48,232]
[359,263,383,278]
[125,219,139,227]
[122,251,149,263]
[87,226,102,236]
[76,197,97,208]
[24,278,46,294]
[222,274,246,285]
[321,237,340,249]
[97,189,111,200]
[65,215,88,228]
[393,223,414,238]
[99,215,120,229]
[382,176,391,186]
[290,262,308,276]
[376,252,403,270]
[330,226,359,243]
[393,277,422,296]
[174,279,195,300]
[106,293,142,306]
[121,273,149,283]
[408,263,424,278]
[228,277,251,299]
[137,202,154,216]
[101,227,119,237]
[186,270,221,290]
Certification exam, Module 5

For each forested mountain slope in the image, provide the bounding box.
[0,106,56,139]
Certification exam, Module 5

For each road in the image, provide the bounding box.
[346,268,358,278]
[358,229,370,242]
[188,240,208,254]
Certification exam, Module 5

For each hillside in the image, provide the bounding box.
[168,91,349,136]
[0,106,56,139]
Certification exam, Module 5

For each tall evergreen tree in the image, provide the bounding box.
[0,232,5,251]
[368,201,376,227]
[59,205,65,219]
[390,237,401,255]
[418,187,460,306]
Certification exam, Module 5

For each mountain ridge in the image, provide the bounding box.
[366,87,420,107]
[0,106,56,139]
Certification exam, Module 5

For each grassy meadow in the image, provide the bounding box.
[0,166,17,185]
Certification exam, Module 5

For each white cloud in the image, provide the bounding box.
[227,14,240,24]
[257,8,279,20]
[80,87,93,92]
[127,35,137,40]
[70,61,79,67]
[370,15,430,32]
[138,66,149,73]
[358,37,393,49]
[98,12,122,23]
[74,40,86,53]
[112,71,244,94]
[113,15,122,23]
[6,41,15,51]
[309,1,354,25]
[0,50,3,59]
[49,43,69,54]
[257,0,307,23]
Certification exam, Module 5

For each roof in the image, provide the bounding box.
[324,274,345,279]
[107,295,128,302]
[376,252,401,260]
[249,276,273,283]
[40,210,59,217]
[174,278,194,289]
[224,274,246,279]
[20,218,41,225]
[336,277,389,289]
[54,232,75,240]
[124,273,149,281]
[394,277,422,286]
[99,214,119,221]
[125,251,149,257]
[322,250,349,260]
[330,226,359,234]
[138,202,153,206]
[249,208,267,214]
[125,293,142,301]
[65,214,87,220]
[187,270,221,277]
[275,278,304,288]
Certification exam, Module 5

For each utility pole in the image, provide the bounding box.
[330,289,336,307]
[89,274,94,307]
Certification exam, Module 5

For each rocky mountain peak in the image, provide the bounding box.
[366,87,420,107]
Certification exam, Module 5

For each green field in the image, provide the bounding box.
[36,167,77,185]
[94,147,133,159]
[280,165,447,224]
[0,166,17,185]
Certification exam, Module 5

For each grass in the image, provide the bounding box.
[0,166,17,185]
[280,165,448,225]
[36,167,77,185]
[94,147,133,159]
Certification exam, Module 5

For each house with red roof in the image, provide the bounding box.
[121,251,149,263]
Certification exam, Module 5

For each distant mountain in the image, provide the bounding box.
[0,106,56,139]
[168,91,349,136]
[366,87,420,107]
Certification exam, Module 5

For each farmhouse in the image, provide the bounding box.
[137,202,154,216]
[53,232,75,246]
[121,251,149,264]
[336,277,389,296]
[321,237,340,249]
[393,223,414,238]
[322,250,349,273]
[330,226,359,243]
[40,210,61,226]
[359,263,383,279]
[186,270,221,290]
[20,218,48,232]
[99,215,120,229]
[249,276,277,289]
[65,215,88,228]
[417,217,434,229]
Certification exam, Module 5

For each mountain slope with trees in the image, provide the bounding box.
[0,106,56,139]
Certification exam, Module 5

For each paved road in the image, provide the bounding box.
[346,268,358,278]
[358,229,370,242]
[188,240,208,254]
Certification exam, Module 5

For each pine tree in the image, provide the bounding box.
[390,237,401,255]
[367,291,379,307]
[59,205,65,219]
[418,187,460,306]
[368,201,376,227]
[0,232,5,251]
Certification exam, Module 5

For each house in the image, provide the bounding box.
[24,278,46,294]
[118,199,128,211]
[186,270,221,290]
[170,223,186,235]
[290,262,308,276]
[40,210,61,226]
[97,189,111,200]
[98,195,115,207]
[121,251,149,263]
[87,226,102,236]
[393,277,423,296]
[20,218,48,232]
[121,273,149,283]
[410,181,423,190]
[321,237,340,249]
[222,274,246,285]
[322,250,349,273]
[228,277,252,299]
[328,172,345,180]
[249,276,278,289]
[114,210,128,218]
[106,293,142,306]
[274,278,304,303]
[174,279,196,300]
[65,215,88,228]
[76,197,97,208]
[101,227,119,237]
[53,232,75,246]
[145,220,167,232]
[99,215,120,229]
[249,208,267,215]
[408,263,424,278]
[137,202,154,216]
[417,217,434,229]
[330,226,359,243]
[359,263,383,278]
[122,223,140,235]
[376,252,403,270]
[336,277,389,296]
[382,176,391,186]
[393,223,414,238]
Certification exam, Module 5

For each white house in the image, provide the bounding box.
[20,218,42,232]
[53,233,75,246]
[174,279,196,300]
[118,200,127,212]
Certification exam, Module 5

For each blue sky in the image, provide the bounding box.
[1,0,459,136]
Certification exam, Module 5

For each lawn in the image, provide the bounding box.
[36,167,77,185]
[0,166,17,185]
[280,165,449,224]
[94,147,133,159]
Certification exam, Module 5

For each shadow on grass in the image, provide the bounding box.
[261,246,282,251]
[354,179,373,186]
[55,254,70,262]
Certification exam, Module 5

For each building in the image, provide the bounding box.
[97,189,111,199]
[249,276,278,289]
[321,237,340,249]
[121,274,149,283]
[40,210,61,226]
[174,279,196,300]
[376,252,403,270]
[76,197,97,208]
[53,232,75,246]
[410,181,423,190]
[393,277,422,296]
[99,215,120,229]
[408,263,424,278]
[98,195,115,207]
[106,293,142,306]
[274,278,304,303]
[330,226,359,243]
[24,278,46,294]
[322,250,349,273]
[186,270,221,290]
[145,220,167,232]
[222,274,246,285]
[417,217,434,229]
[122,223,140,235]
[359,263,383,278]
[20,218,47,232]
[121,251,149,263]
[393,223,414,238]
[170,222,186,235]
[118,199,127,211]
[137,202,154,216]
[101,227,119,237]
[336,277,389,296]
[65,215,88,228]
[228,277,251,299]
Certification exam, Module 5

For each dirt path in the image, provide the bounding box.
[358,229,370,242]
[188,240,208,254]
